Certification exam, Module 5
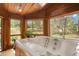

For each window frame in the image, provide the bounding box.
[50,14,79,39]
[10,19,21,44]
[26,19,44,35]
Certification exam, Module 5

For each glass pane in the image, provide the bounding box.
[27,20,33,31]
[50,14,79,40]
[27,20,43,35]
[32,20,43,34]
[65,14,79,39]
[11,19,21,35]
[50,17,65,38]
[11,19,21,45]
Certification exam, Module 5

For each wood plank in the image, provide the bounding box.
[1,16,11,51]
[4,3,42,15]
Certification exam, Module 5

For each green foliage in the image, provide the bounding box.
[25,30,33,37]
[12,37,16,43]
[73,24,77,32]
[66,16,77,33]
[11,20,20,28]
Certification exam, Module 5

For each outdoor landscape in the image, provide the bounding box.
[27,20,43,35]
[50,14,79,39]
[10,19,21,44]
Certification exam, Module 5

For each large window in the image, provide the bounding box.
[50,14,79,39]
[50,17,65,38]
[11,19,21,44]
[27,20,43,35]
[65,14,79,39]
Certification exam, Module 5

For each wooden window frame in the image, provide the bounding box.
[26,20,44,35]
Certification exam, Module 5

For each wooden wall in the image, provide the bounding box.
[20,18,26,38]
[1,16,11,51]
[43,17,50,36]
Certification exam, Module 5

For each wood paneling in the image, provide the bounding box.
[20,18,26,38]
[0,3,46,19]
[43,13,50,36]
[24,3,79,19]
[49,4,79,17]
[4,3,42,15]
[43,18,49,36]
[0,3,79,19]
[1,16,11,51]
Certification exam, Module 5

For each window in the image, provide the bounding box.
[50,14,79,39]
[11,19,21,44]
[65,14,79,39]
[27,20,43,35]
[50,17,65,38]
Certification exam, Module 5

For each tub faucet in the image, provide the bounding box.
[44,38,50,48]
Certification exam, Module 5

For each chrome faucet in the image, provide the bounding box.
[44,38,50,48]
[52,39,59,50]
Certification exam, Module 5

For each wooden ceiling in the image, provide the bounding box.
[24,3,79,19]
[4,3,45,15]
[0,3,79,19]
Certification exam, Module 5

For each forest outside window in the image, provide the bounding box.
[50,14,79,39]
[50,17,65,38]
[11,19,21,44]
[65,14,79,39]
[27,20,43,36]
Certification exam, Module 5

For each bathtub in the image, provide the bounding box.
[15,36,78,56]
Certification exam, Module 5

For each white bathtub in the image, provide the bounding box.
[15,37,78,56]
